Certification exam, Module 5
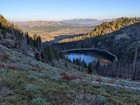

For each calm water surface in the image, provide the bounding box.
[65,53,98,64]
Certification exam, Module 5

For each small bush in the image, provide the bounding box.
[7,65,21,71]
[59,72,81,81]
[0,63,4,68]
[27,74,39,81]
[0,68,7,73]
[25,84,39,95]
[92,95,106,105]
[0,53,10,62]
[31,97,50,105]
[32,72,46,78]
[4,95,28,105]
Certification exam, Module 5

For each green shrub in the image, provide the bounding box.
[27,74,39,81]
[4,95,28,105]
[25,84,39,94]
[32,72,46,78]
[31,97,50,105]
[92,95,106,105]
[0,68,8,73]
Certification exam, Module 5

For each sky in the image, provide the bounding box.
[0,0,140,21]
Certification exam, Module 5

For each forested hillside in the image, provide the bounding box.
[56,17,140,80]
[0,15,61,65]
[0,14,42,55]
[59,17,140,43]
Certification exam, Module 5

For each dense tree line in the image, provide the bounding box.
[41,45,60,63]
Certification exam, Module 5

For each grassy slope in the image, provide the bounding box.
[0,44,140,105]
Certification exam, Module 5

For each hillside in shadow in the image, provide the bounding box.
[56,21,140,56]
[56,21,140,80]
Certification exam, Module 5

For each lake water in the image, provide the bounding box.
[63,49,116,65]
[65,53,98,65]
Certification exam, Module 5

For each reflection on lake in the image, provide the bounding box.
[63,48,117,65]
[65,53,97,65]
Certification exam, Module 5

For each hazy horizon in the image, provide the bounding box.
[9,17,140,22]
[12,18,114,22]
[1,0,140,21]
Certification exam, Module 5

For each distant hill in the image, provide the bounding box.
[59,17,140,43]
[15,20,93,42]
[61,19,114,26]
[15,21,72,32]
[16,19,109,32]
[15,19,113,42]
[16,18,114,28]
[16,21,67,28]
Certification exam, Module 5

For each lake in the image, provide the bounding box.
[62,48,117,65]
[65,53,97,65]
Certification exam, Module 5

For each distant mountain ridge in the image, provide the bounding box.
[16,21,65,27]
[61,18,115,26]
[59,17,140,43]
[16,18,113,42]
[16,18,115,27]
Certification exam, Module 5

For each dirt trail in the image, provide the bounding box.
[90,80,140,91]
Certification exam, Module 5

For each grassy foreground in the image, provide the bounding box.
[0,45,140,105]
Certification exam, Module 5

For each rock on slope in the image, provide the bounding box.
[0,44,140,105]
